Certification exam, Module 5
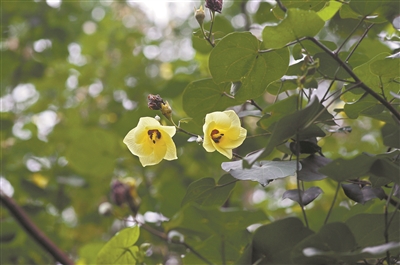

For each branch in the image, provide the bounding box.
[138,222,214,265]
[305,37,400,122]
[0,192,74,265]
[276,0,287,13]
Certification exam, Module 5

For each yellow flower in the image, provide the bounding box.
[123,117,177,167]
[203,110,247,159]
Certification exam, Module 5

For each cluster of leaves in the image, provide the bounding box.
[1,0,399,265]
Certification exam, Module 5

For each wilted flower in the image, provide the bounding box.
[124,117,177,167]
[147,94,173,120]
[205,0,223,13]
[203,110,247,159]
[147,94,164,110]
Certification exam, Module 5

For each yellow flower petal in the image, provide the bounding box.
[123,117,177,167]
[202,110,247,159]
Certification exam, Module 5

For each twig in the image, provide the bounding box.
[258,37,307,53]
[247,99,263,112]
[344,23,374,63]
[296,93,309,228]
[384,186,395,263]
[0,192,74,265]
[324,182,341,225]
[305,37,400,122]
[139,222,214,265]
[276,0,287,13]
[335,16,366,54]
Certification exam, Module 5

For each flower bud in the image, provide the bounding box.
[155,115,161,122]
[160,100,172,120]
[205,0,223,13]
[195,5,205,26]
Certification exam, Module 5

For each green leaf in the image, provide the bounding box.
[192,15,234,54]
[317,1,342,21]
[251,96,322,163]
[344,93,383,119]
[183,231,252,265]
[221,160,298,186]
[319,153,376,182]
[381,123,400,148]
[313,52,352,79]
[209,32,289,101]
[346,213,400,247]
[254,2,279,24]
[349,0,381,16]
[353,52,399,94]
[182,78,240,124]
[370,58,400,78]
[181,174,236,207]
[291,222,357,263]
[258,95,298,131]
[97,226,140,265]
[253,217,314,264]
[164,205,267,236]
[266,79,298,95]
[370,158,400,184]
[262,9,325,49]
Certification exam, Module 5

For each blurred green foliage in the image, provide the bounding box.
[1,0,399,264]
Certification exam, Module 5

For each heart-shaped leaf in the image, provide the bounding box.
[282,187,323,206]
[222,160,298,187]
[181,174,236,207]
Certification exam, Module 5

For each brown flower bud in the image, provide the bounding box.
[147,94,165,110]
[195,5,205,26]
[205,0,223,13]
[111,179,140,215]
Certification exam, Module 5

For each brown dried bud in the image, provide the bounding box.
[111,179,140,215]
[148,94,165,110]
[205,0,223,13]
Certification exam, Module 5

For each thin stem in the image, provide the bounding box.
[222,91,235,99]
[258,37,307,53]
[276,0,287,12]
[139,221,214,265]
[247,99,263,112]
[168,117,199,138]
[296,92,309,228]
[233,152,245,160]
[345,23,374,63]
[0,192,74,265]
[217,179,239,188]
[379,76,386,100]
[221,235,226,265]
[305,82,361,128]
[324,182,341,225]
[384,186,395,263]
[305,37,400,122]
[335,16,366,54]
[207,10,216,47]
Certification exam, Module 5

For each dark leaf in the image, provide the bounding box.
[298,155,332,181]
[319,153,376,182]
[253,217,314,264]
[282,187,323,206]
